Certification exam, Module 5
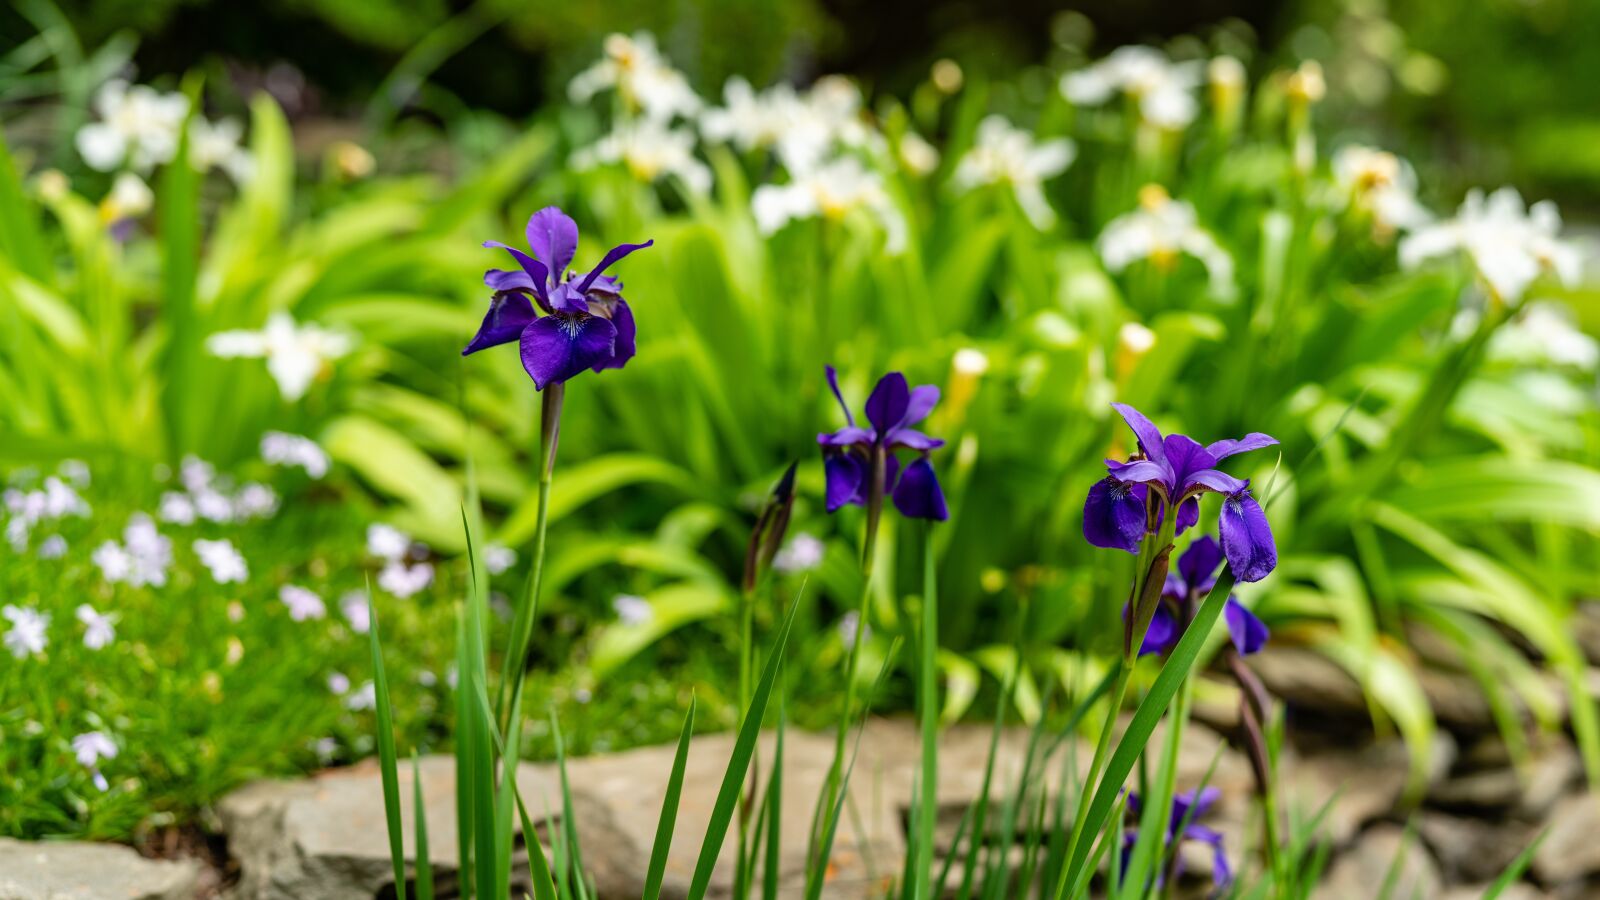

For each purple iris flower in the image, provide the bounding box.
[818,366,948,521]
[1135,536,1269,657]
[464,206,653,390]
[1122,788,1232,888]
[1083,403,1279,583]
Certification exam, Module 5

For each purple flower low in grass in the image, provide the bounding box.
[464,206,653,390]
[819,366,948,521]
[1084,402,1279,582]
[1123,788,1232,888]
[1135,536,1268,657]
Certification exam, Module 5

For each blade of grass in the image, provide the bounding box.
[762,702,785,900]
[912,522,939,900]
[1483,830,1546,899]
[643,695,697,900]
[413,751,434,900]
[471,690,558,900]
[368,587,407,900]
[1055,571,1236,899]
[687,590,802,898]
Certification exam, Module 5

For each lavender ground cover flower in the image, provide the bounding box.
[1084,402,1278,582]
[818,366,948,521]
[1134,536,1268,657]
[465,206,652,390]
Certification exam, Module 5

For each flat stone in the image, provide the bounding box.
[1418,811,1536,884]
[217,754,563,899]
[1533,792,1600,885]
[1429,735,1579,818]
[0,837,197,900]
[1247,646,1367,716]
[1441,883,1549,900]
[1279,732,1454,846]
[1312,824,1439,900]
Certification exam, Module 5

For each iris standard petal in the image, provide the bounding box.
[518,314,618,390]
[865,372,911,435]
[483,241,549,300]
[591,298,634,371]
[1162,433,1217,484]
[903,385,941,426]
[1224,598,1269,655]
[576,240,655,293]
[463,292,536,355]
[1206,432,1279,462]
[525,206,579,282]
[892,456,949,521]
[1219,487,1277,583]
[1083,476,1146,553]
[544,281,590,315]
[825,365,856,427]
[823,452,866,511]
[1176,536,1223,595]
[1174,787,1220,826]
[1111,402,1166,463]
[1107,458,1170,487]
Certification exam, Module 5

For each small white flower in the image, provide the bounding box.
[1331,145,1430,234]
[366,523,411,561]
[206,312,353,402]
[377,560,434,599]
[612,593,653,626]
[344,681,377,711]
[194,538,248,584]
[76,604,117,650]
[234,483,279,519]
[1097,186,1234,295]
[179,456,215,493]
[752,156,906,254]
[100,172,154,224]
[569,32,701,123]
[41,477,90,519]
[340,591,371,634]
[1061,46,1205,129]
[187,116,254,182]
[484,544,517,575]
[1400,187,1584,303]
[776,76,881,176]
[3,605,49,658]
[700,77,799,153]
[313,737,339,763]
[192,488,236,523]
[773,533,825,574]
[72,730,118,767]
[75,80,190,173]
[1487,301,1599,371]
[280,584,326,621]
[37,534,68,559]
[951,115,1075,230]
[260,431,330,479]
[93,541,133,583]
[327,671,351,695]
[898,132,941,176]
[838,610,870,645]
[158,492,197,525]
[121,514,172,587]
[573,118,712,194]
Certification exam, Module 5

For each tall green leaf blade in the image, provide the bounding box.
[413,751,434,900]
[643,696,697,900]
[687,592,801,899]
[368,588,407,900]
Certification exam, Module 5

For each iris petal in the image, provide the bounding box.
[825,365,856,428]
[1176,536,1223,594]
[1219,487,1277,583]
[525,207,579,282]
[576,240,654,293]
[865,372,911,435]
[823,452,865,511]
[483,241,549,301]
[591,299,635,372]
[1206,432,1278,462]
[1112,402,1167,464]
[1137,603,1179,657]
[1224,598,1269,655]
[1083,476,1146,553]
[892,457,949,521]
[518,314,617,390]
[463,292,536,356]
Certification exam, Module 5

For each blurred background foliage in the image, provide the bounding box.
[3,0,1600,840]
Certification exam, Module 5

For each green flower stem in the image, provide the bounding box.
[497,382,563,729]
[912,521,940,900]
